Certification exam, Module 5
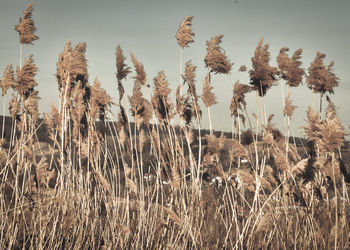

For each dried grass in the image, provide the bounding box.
[176,16,195,48]
[307,52,339,96]
[1,65,15,96]
[116,45,131,102]
[249,37,278,96]
[15,3,39,44]
[204,35,232,74]
[151,71,174,123]
[202,73,216,108]
[1,9,349,250]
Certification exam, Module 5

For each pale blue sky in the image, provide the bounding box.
[1,0,349,136]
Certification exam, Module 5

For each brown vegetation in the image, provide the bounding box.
[0,6,349,249]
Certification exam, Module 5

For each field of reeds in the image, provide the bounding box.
[1,4,350,249]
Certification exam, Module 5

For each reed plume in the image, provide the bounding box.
[55,41,89,150]
[116,45,131,103]
[204,35,232,74]
[70,83,86,139]
[317,99,346,154]
[263,114,284,144]
[116,105,128,132]
[230,81,252,142]
[289,49,304,87]
[325,61,339,94]
[183,61,201,119]
[129,81,152,126]
[249,38,278,96]
[277,47,289,76]
[306,52,339,112]
[303,106,321,144]
[23,90,40,124]
[44,103,62,143]
[262,116,294,172]
[230,81,251,120]
[9,96,20,120]
[277,47,305,88]
[183,61,197,98]
[15,3,39,45]
[202,73,216,108]
[175,85,192,124]
[151,71,174,124]
[176,16,194,95]
[204,34,232,134]
[284,92,296,118]
[56,41,89,92]
[283,92,297,155]
[89,79,112,122]
[128,53,152,126]
[176,16,194,48]
[130,52,147,86]
[277,48,303,154]
[202,73,216,134]
[15,55,38,96]
[306,52,337,95]
[1,65,15,139]
[1,65,15,96]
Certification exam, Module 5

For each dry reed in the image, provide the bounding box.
[1,9,349,250]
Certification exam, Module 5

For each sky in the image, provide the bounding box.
[0,0,349,137]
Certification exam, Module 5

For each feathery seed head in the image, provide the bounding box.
[277,47,290,75]
[116,45,131,82]
[129,82,152,126]
[304,106,344,158]
[89,79,112,121]
[176,85,192,124]
[202,73,216,108]
[15,55,38,96]
[284,92,297,118]
[116,45,131,102]
[204,35,232,74]
[130,52,147,86]
[152,71,174,123]
[176,16,195,48]
[116,105,128,133]
[70,83,87,138]
[9,96,20,119]
[249,38,278,96]
[1,64,15,96]
[277,47,304,87]
[183,61,196,91]
[15,3,39,44]
[306,52,338,95]
[183,61,201,117]
[230,81,251,125]
[233,81,251,109]
[24,90,40,123]
[56,41,89,92]
[303,106,321,143]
